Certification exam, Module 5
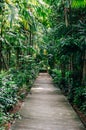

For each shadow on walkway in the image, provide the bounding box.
[12,73,86,130]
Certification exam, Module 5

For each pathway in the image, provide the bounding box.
[12,73,86,130]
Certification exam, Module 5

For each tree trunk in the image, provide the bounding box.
[2,53,8,70]
[30,25,32,46]
[64,8,69,27]
[7,47,11,68]
[61,63,66,78]
[16,47,21,68]
[0,42,3,71]
[82,50,86,85]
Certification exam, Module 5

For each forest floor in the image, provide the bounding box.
[11,73,86,130]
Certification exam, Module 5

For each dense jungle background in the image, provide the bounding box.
[0,0,86,129]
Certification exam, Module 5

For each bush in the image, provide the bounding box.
[0,108,8,129]
[73,87,86,113]
[51,69,61,84]
[0,56,40,129]
[51,69,69,93]
[51,68,86,114]
[0,73,18,112]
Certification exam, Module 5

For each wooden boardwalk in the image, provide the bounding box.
[12,73,86,130]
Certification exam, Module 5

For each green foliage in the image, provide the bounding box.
[0,72,18,111]
[0,57,39,128]
[46,0,86,115]
[51,69,70,94]
[51,69,61,84]
[72,0,86,8]
[0,0,47,127]
[73,86,86,113]
[0,0,86,127]
[0,109,7,125]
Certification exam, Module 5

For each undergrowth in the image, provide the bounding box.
[0,57,39,130]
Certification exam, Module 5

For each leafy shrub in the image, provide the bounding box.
[51,69,69,93]
[0,74,18,112]
[73,87,86,113]
[0,108,8,129]
[0,56,40,129]
[51,68,86,114]
[51,69,62,84]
